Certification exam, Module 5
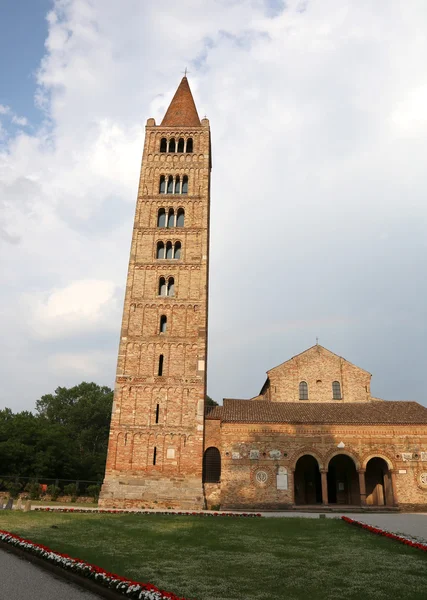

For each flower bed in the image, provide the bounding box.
[341,516,427,552]
[34,507,262,517]
[0,529,186,599]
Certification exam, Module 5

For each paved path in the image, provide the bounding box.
[0,549,101,600]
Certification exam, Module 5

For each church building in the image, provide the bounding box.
[99,77,427,511]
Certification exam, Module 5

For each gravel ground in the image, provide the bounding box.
[0,549,101,600]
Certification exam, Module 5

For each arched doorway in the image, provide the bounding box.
[294,455,322,505]
[327,454,360,505]
[365,457,393,506]
[203,447,221,483]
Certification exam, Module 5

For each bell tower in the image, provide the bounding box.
[100,77,211,509]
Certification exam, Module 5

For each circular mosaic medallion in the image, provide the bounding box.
[255,470,268,484]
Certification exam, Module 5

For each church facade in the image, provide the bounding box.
[100,77,427,511]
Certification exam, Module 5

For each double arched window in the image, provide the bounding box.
[159,175,188,194]
[156,241,182,260]
[158,277,175,297]
[160,137,193,153]
[332,381,342,399]
[299,381,309,400]
[157,208,185,228]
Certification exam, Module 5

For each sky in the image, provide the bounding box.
[1,0,427,411]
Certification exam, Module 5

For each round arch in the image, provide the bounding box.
[290,449,325,471]
[325,450,361,471]
[362,453,394,471]
[294,454,322,505]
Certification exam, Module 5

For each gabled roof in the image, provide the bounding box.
[205,399,427,425]
[161,77,201,127]
[267,344,372,376]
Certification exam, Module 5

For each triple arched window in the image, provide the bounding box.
[160,137,193,153]
[158,277,175,297]
[299,381,309,400]
[156,241,182,260]
[159,175,188,194]
[157,208,185,228]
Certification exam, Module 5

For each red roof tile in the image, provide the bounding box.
[205,399,427,425]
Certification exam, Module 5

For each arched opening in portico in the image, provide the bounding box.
[294,455,322,505]
[365,457,393,506]
[327,454,360,505]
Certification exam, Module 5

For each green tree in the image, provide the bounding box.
[206,395,218,407]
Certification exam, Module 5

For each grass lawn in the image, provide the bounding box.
[0,512,426,600]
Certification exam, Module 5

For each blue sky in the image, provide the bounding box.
[1,0,427,411]
[0,0,51,128]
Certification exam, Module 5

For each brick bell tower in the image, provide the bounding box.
[99,77,211,509]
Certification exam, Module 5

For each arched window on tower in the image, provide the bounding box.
[167,209,175,228]
[167,175,174,194]
[156,241,165,259]
[176,208,185,227]
[153,446,157,465]
[174,241,181,259]
[169,138,176,153]
[174,176,181,194]
[158,354,164,376]
[166,241,173,259]
[203,447,221,483]
[177,138,184,153]
[182,175,188,194]
[160,138,167,153]
[158,277,166,296]
[299,381,308,400]
[167,277,175,297]
[332,381,342,399]
[159,315,167,334]
[186,138,193,153]
[157,208,166,227]
[159,175,166,194]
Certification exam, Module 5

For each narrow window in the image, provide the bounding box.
[167,209,175,228]
[176,208,185,227]
[159,175,166,194]
[177,138,185,153]
[186,138,193,153]
[167,277,175,297]
[166,241,173,259]
[158,277,166,296]
[169,138,176,153]
[299,381,308,400]
[160,138,167,152]
[158,354,164,376]
[156,241,165,259]
[160,315,167,333]
[153,446,157,465]
[174,175,181,194]
[167,175,174,194]
[332,381,342,399]
[157,208,166,227]
[174,241,181,259]
[155,404,160,423]
[182,175,188,194]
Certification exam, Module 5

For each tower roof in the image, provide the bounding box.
[161,76,201,127]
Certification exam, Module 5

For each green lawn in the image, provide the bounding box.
[0,512,426,600]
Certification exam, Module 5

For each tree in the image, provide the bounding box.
[206,395,218,407]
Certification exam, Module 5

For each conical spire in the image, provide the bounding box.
[161,76,201,127]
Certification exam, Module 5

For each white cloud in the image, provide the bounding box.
[27,280,120,339]
[1,0,427,410]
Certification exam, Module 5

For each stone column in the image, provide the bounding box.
[320,470,328,505]
[390,470,399,507]
[358,470,366,506]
